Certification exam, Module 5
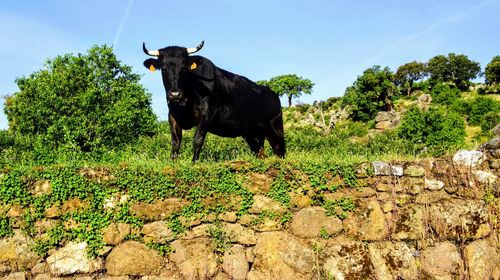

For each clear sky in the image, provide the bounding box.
[1,0,499,129]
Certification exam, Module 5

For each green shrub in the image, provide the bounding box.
[430,83,461,105]
[468,96,500,125]
[480,112,500,134]
[397,107,466,155]
[4,45,158,152]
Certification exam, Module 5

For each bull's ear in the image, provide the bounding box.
[143,59,161,72]
[187,57,203,71]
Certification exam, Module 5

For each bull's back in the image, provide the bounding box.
[208,70,281,137]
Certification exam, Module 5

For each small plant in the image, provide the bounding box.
[207,222,231,261]
[319,226,330,239]
[0,216,14,238]
[147,242,173,256]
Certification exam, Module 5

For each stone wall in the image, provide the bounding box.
[0,149,499,280]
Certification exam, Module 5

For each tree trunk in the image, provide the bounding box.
[288,96,292,107]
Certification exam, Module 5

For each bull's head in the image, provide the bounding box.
[143,41,204,103]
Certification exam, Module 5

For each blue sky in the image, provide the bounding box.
[1,0,499,129]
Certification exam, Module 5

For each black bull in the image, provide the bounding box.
[142,41,285,162]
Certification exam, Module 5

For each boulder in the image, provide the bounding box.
[344,200,388,241]
[321,236,375,279]
[105,241,163,276]
[368,242,418,280]
[452,150,484,167]
[428,200,490,240]
[391,205,425,240]
[102,223,131,245]
[248,195,285,214]
[420,242,462,279]
[222,245,249,280]
[169,238,218,279]
[289,207,343,239]
[247,231,314,279]
[46,242,103,276]
[142,221,175,243]
[463,240,499,280]
[0,230,41,272]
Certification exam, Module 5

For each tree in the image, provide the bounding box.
[485,55,500,84]
[257,74,313,107]
[4,45,158,151]
[394,61,426,95]
[426,53,481,90]
[342,65,398,122]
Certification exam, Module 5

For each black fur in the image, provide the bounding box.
[143,44,285,162]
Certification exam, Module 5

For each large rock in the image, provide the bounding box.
[102,223,131,245]
[321,236,375,279]
[247,231,315,279]
[105,241,163,276]
[142,221,175,243]
[46,242,103,276]
[248,195,285,214]
[289,207,343,239]
[0,230,41,272]
[428,200,490,240]
[452,150,484,167]
[372,161,403,176]
[224,223,256,245]
[169,238,219,279]
[463,240,499,280]
[368,242,418,280]
[420,242,462,279]
[222,245,249,280]
[391,205,425,240]
[344,200,388,241]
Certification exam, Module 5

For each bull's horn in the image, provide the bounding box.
[143,42,159,57]
[186,40,204,54]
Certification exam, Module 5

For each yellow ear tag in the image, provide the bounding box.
[190,62,197,70]
[149,65,156,72]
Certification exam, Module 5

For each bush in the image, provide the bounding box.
[430,83,461,105]
[480,112,500,134]
[4,45,158,152]
[468,96,500,125]
[397,107,466,155]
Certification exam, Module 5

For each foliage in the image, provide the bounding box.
[426,53,481,90]
[342,65,398,122]
[3,45,158,152]
[468,96,500,126]
[0,216,14,238]
[394,61,426,95]
[485,55,500,84]
[207,222,231,260]
[257,74,314,107]
[397,107,466,155]
[430,83,461,105]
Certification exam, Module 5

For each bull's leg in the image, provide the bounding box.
[244,135,265,158]
[266,114,286,157]
[192,124,208,163]
[169,114,182,159]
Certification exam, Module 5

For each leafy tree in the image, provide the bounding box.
[4,45,158,151]
[394,61,426,95]
[342,66,398,122]
[397,107,465,155]
[426,53,481,90]
[485,55,500,84]
[257,74,314,107]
